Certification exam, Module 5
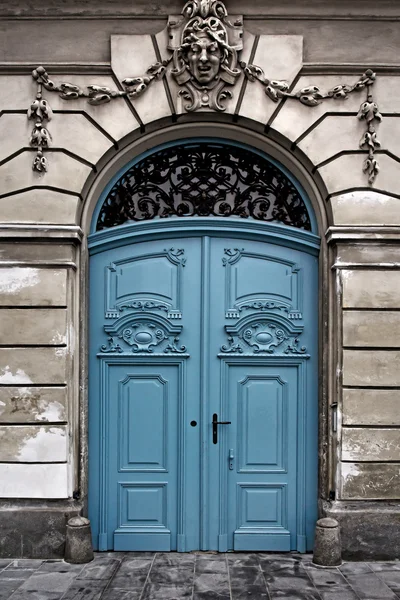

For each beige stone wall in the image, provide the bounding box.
[0,240,79,498]
[337,256,400,500]
[0,0,399,505]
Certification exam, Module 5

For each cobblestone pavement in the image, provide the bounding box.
[1,552,400,600]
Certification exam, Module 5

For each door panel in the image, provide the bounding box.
[109,364,179,551]
[237,375,287,474]
[225,364,298,551]
[89,237,202,552]
[207,237,317,551]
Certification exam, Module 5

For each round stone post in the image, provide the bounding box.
[313,517,342,566]
[65,516,94,564]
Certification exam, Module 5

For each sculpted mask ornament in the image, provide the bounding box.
[169,1,242,111]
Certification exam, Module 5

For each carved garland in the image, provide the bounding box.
[27,0,381,184]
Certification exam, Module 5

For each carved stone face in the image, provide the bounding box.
[187,32,223,85]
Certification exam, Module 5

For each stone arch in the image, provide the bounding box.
[79,120,331,237]
[79,120,331,514]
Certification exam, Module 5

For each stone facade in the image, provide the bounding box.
[0,0,400,559]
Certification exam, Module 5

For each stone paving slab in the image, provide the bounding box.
[1,553,400,599]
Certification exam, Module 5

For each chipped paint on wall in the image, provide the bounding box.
[0,463,68,499]
[0,267,39,294]
[0,425,67,462]
[37,401,65,422]
[335,191,394,206]
[342,428,400,462]
[17,426,66,462]
[0,366,32,385]
[0,387,66,422]
[51,331,67,345]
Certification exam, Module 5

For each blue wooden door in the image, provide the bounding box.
[89,229,318,552]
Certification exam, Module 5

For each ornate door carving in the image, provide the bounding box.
[89,232,318,552]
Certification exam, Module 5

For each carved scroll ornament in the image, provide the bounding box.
[28,0,381,184]
[220,319,307,356]
[100,315,187,354]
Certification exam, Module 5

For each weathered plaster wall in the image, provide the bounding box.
[0,0,400,558]
[0,243,78,500]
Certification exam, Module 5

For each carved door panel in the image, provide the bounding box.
[89,233,318,552]
[207,237,318,552]
[89,237,202,551]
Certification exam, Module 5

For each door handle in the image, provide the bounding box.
[229,449,234,470]
[212,413,231,444]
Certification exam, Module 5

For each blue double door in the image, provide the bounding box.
[89,232,318,552]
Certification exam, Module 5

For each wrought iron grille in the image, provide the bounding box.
[96,143,311,231]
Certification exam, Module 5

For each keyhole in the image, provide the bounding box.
[190,421,197,427]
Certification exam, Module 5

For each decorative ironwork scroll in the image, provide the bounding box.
[27,0,381,183]
[96,142,311,231]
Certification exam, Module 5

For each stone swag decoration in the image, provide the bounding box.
[28,0,381,183]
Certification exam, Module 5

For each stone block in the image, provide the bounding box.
[26,73,140,143]
[0,347,68,385]
[0,267,67,306]
[0,151,91,198]
[0,75,35,111]
[0,186,79,225]
[342,270,400,308]
[341,462,400,500]
[271,75,362,142]
[373,76,400,114]
[0,501,81,558]
[0,425,67,462]
[343,311,400,348]
[343,349,400,386]
[324,500,400,561]
[0,463,68,498]
[0,243,76,263]
[343,388,400,426]
[0,386,67,423]
[44,113,113,164]
[342,428,400,461]
[318,154,400,198]
[0,114,31,163]
[298,116,364,166]
[239,35,303,125]
[0,309,67,345]
[299,117,400,172]
[331,191,400,227]
[377,117,400,160]
[111,35,171,125]
[336,244,400,265]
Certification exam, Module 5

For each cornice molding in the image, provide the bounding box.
[0,63,112,75]
[2,62,400,76]
[2,15,400,22]
[326,226,400,245]
[0,225,84,242]
[1,0,399,20]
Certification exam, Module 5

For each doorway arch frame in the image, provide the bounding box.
[79,123,332,542]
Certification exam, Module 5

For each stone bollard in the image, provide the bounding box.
[313,517,342,566]
[65,516,94,564]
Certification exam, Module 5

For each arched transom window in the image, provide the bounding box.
[96,142,311,231]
